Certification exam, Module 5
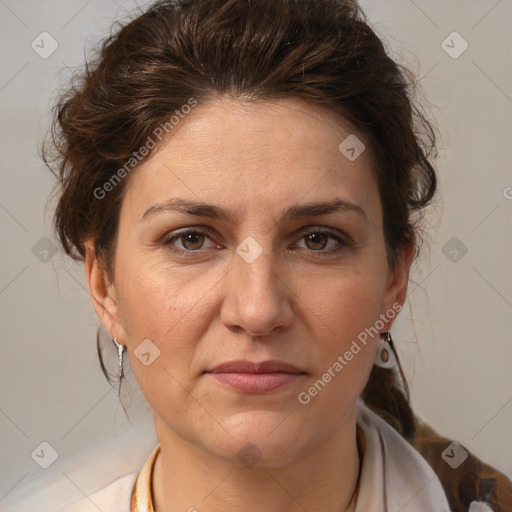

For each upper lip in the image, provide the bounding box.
[206,359,304,374]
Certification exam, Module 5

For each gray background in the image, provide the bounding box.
[1,0,511,504]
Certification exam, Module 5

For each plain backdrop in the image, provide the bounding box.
[1,0,511,504]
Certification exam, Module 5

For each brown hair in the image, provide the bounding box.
[44,0,437,438]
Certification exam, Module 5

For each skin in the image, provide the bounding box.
[85,96,415,512]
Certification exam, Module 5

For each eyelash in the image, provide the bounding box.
[162,227,350,259]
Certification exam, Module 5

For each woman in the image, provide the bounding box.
[6,0,511,511]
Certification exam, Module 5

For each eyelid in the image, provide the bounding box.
[294,224,352,243]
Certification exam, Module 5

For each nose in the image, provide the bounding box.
[220,246,294,338]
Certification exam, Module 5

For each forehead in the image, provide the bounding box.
[151,96,369,164]
[121,96,380,224]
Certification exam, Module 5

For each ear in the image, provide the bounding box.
[380,236,416,331]
[84,239,124,343]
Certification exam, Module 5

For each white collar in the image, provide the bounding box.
[355,398,452,512]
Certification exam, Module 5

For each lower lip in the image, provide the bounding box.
[206,372,305,393]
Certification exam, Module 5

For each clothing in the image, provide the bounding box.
[2,399,503,512]
[409,415,511,512]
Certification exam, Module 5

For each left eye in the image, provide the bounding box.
[295,231,343,251]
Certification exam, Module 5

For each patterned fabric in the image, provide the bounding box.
[411,416,512,512]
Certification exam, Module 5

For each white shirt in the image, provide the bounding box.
[2,399,494,512]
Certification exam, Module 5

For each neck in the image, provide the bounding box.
[151,404,363,512]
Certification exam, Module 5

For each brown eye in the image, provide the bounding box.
[163,229,218,256]
[294,229,350,259]
[304,232,329,251]
[180,232,205,250]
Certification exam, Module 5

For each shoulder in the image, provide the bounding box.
[1,471,138,512]
[1,414,158,512]
[357,399,512,512]
[411,414,512,512]
[57,473,137,512]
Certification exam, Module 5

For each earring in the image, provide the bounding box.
[374,331,398,369]
[112,335,126,382]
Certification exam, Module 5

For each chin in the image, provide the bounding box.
[208,414,308,467]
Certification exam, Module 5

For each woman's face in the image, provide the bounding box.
[87,97,412,467]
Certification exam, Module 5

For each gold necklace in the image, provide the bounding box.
[344,424,364,512]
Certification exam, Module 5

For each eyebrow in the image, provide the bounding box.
[141,197,369,224]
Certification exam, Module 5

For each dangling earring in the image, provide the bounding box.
[112,335,126,382]
[111,336,130,418]
[374,331,398,369]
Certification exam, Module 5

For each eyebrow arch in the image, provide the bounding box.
[141,197,369,224]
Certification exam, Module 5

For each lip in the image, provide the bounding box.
[206,359,304,374]
[204,359,306,393]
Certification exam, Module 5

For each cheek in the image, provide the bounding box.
[113,257,218,390]
[299,265,386,339]
[116,265,215,416]
[295,280,380,412]
[294,266,385,393]
[116,258,212,339]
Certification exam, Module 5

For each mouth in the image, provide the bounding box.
[206,359,304,374]
[204,359,306,393]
